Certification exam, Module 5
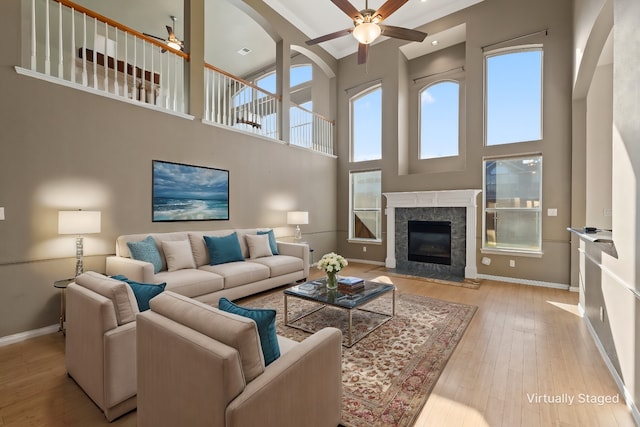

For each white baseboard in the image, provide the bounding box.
[583,315,640,426]
[477,274,570,290]
[0,324,59,347]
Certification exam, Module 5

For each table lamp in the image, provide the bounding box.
[58,210,101,276]
[287,211,308,242]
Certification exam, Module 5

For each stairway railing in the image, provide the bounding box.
[27,0,189,113]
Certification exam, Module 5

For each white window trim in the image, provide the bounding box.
[348,169,382,242]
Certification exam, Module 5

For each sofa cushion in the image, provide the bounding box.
[74,271,139,325]
[249,255,304,278]
[199,262,270,289]
[245,234,273,259]
[149,292,265,382]
[204,233,245,265]
[257,229,279,255]
[111,275,166,311]
[155,269,224,298]
[161,239,196,271]
[127,236,162,274]
[218,298,280,366]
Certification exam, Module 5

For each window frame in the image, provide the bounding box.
[418,79,461,160]
[481,153,543,256]
[484,45,544,147]
[349,84,382,163]
[348,169,382,243]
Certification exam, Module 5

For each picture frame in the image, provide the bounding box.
[152,160,229,222]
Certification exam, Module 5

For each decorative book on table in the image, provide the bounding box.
[338,276,364,285]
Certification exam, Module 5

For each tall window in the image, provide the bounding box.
[420,81,460,159]
[351,86,382,162]
[483,155,542,253]
[485,47,543,146]
[349,170,382,241]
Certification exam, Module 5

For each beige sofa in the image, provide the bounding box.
[136,291,343,427]
[105,229,309,305]
[66,272,139,421]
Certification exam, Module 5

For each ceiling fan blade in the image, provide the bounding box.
[166,25,174,37]
[379,25,427,42]
[143,32,167,42]
[306,28,353,45]
[357,43,368,65]
[374,0,409,20]
[331,0,363,20]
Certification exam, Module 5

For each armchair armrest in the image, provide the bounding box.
[277,241,310,278]
[226,327,342,427]
[106,256,156,282]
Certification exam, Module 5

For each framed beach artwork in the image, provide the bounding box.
[152,160,229,221]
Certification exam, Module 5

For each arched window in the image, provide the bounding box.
[290,64,312,87]
[419,81,460,159]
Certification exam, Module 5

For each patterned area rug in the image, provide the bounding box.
[241,291,477,427]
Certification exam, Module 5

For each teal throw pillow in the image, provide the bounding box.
[127,236,162,274]
[257,229,279,255]
[218,297,280,366]
[111,275,166,312]
[204,233,245,265]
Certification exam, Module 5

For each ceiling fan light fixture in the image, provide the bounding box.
[353,22,381,45]
[167,41,182,51]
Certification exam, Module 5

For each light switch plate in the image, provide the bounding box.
[547,208,558,216]
[0,207,4,221]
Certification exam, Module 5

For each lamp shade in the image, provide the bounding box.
[287,211,309,225]
[352,22,382,45]
[58,210,101,235]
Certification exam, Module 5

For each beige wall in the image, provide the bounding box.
[0,0,337,337]
[335,0,573,285]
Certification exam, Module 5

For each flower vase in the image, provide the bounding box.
[326,272,338,290]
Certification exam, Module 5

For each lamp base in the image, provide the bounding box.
[75,236,84,277]
[294,225,302,241]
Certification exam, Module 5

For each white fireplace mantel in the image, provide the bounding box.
[383,190,482,279]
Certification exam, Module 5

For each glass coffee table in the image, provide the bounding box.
[284,279,396,347]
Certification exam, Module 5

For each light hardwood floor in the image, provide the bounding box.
[0,263,636,427]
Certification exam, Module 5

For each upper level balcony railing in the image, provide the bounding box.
[23,0,189,114]
[204,63,335,154]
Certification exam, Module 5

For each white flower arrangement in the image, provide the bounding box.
[317,252,348,273]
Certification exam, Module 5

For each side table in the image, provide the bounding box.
[53,278,74,334]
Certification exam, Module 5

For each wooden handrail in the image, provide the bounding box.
[290,102,335,125]
[54,0,190,60]
[205,62,282,101]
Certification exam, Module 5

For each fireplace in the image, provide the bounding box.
[383,190,481,280]
[408,220,452,265]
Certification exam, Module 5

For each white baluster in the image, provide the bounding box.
[172,55,177,112]
[44,0,50,75]
[103,22,108,92]
[81,13,87,86]
[57,1,63,78]
[132,36,137,100]
[113,29,119,96]
[92,18,97,89]
[70,8,75,83]
[123,32,128,99]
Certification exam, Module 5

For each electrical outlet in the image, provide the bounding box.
[509,259,516,268]
[547,208,558,216]
[481,257,491,266]
[362,246,367,253]
[0,207,4,221]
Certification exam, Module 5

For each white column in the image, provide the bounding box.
[385,206,396,268]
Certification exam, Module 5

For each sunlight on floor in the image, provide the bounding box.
[415,393,490,427]
[547,300,582,317]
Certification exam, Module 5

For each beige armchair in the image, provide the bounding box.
[136,291,343,427]
[65,272,138,421]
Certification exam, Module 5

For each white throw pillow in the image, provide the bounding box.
[162,240,196,272]
[245,234,273,259]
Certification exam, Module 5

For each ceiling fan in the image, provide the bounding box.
[143,16,184,52]
[306,0,428,65]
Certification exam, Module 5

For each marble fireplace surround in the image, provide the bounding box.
[383,190,482,279]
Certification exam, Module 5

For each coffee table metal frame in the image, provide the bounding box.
[284,280,396,347]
